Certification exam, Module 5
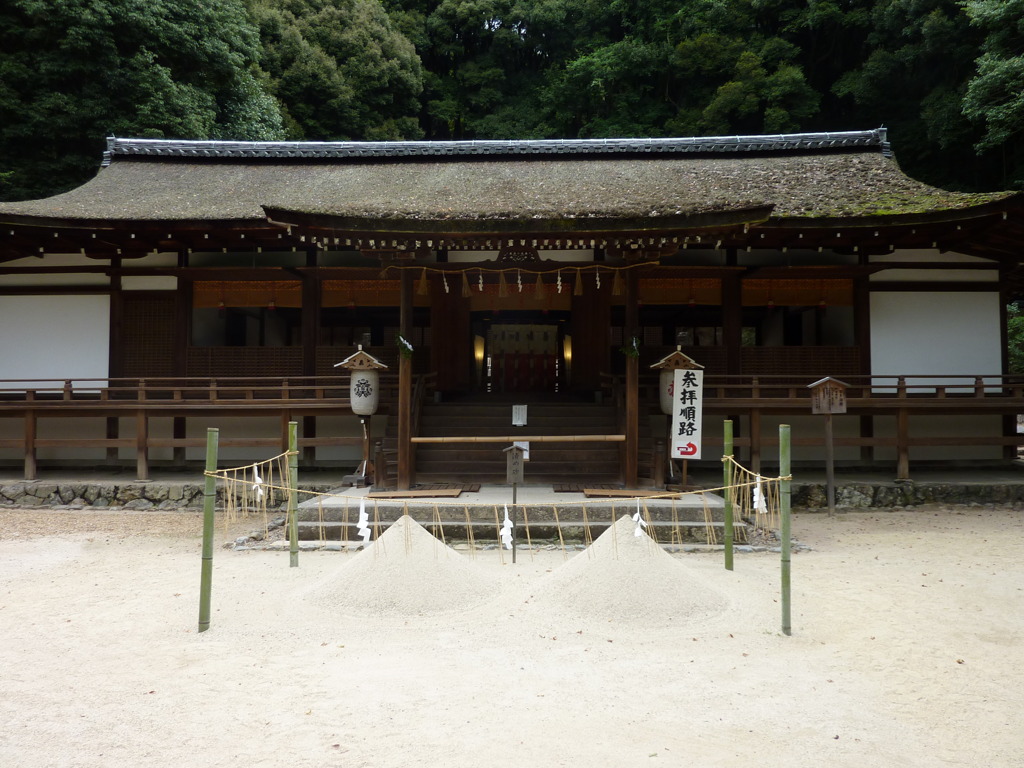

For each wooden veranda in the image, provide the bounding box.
[3,371,1021,484]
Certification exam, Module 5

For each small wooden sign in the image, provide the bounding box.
[505,444,526,484]
[808,377,849,415]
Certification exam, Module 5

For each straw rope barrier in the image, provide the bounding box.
[204,453,790,559]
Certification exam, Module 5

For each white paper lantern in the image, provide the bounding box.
[350,369,380,415]
[659,369,674,415]
[335,345,387,416]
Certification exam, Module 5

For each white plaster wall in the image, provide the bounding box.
[870,292,1002,378]
[869,249,999,283]
[0,295,110,384]
[0,254,110,287]
[869,291,1004,461]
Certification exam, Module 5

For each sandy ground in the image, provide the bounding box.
[0,505,1021,768]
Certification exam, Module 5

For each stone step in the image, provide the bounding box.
[296,519,747,545]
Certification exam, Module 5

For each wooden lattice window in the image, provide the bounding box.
[120,292,176,378]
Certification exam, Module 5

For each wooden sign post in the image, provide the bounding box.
[808,377,849,517]
[504,443,526,563]
[650,347,704,488]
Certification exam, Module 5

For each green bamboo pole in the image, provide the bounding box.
[198,427,219,633]
[780,423,792,636]
[723,419,734,571]
[288,421,299,568]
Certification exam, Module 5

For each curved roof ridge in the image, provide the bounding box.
[103,129,890,165]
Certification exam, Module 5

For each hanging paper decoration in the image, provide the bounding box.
[753,475,768,515]
[632,501,648,538]
[397,335,414,359]
[356,497,371,544]
[500,505,514,550]
[442,272,450,294]
[595,269,601,290]
[517,270,523,293]
[557,270,562,294]
[252,467,264,502]
[478,271,484,292]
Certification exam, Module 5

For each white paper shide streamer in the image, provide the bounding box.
[357,497,371,544]
[632,499,647,537]
[753,475,768,515]
[251,467,264,502]
[500,505,514,550]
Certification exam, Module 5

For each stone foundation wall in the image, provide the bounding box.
[1,480,1023,510]
[0,482,335,510]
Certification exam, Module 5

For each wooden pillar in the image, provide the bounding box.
[722,267,742,376]
[624,270,639,487]
[302,417,316,466]
[570,274,612,392]
[24,410,37,481]
[136,409,149,481]
[173,417,186,466]
[750,408,761,473]
[430,277,471,392]
[896,407,909,480]
[106,417,120,465]
[175,277,192,462]
[301,264,321,466]
[397,269,414,489]
[1000,272,1016,460]
[107,260,124,378]
[854,273,873,463]
[175,277,192,378]
[281,411,291,454]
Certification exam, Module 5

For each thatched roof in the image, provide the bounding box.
[0,129,1012,229]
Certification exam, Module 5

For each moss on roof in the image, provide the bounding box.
[0,148,1012,227]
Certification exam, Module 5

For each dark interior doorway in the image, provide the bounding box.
[471,310,570,395]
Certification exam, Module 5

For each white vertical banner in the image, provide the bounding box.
[670,368,703,459]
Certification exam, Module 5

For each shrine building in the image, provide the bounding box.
[1,128,1022,487]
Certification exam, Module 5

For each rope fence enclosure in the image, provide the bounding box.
[198,421,794,634]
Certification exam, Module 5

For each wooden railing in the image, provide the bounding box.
[602,373,1024,406]
[0,374,403,481]
[0,374,402,408]
[2,373,1022,483]
[602,373,1024,480]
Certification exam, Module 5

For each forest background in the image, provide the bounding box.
[3,0,1024,364]
[1,0,1023,203]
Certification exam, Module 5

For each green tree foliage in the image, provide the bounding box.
[0,0,284,201]
[833,0,994,188]
[1008,303,1024,374]
[3,0,1023,200]
[961,0,1024,186]
[249,0,424,140]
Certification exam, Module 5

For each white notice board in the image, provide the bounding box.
[670,368,703,459]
